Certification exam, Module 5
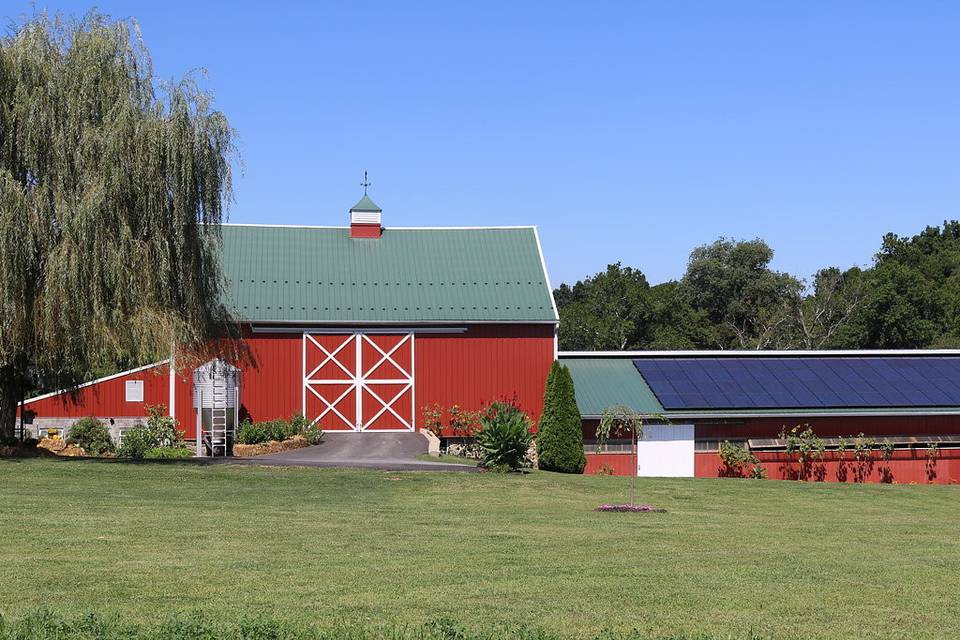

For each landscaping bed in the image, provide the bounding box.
[234,434,312,457]
[233,414,323,456]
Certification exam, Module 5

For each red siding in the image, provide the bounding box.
[584,453,635,476]
[584,450,960,483]
[20,324,555,439]
[696,450,960,484]
[415,325,554,433]
[581,414,960,482]
[22,363,172,420]
[694,414,960,440]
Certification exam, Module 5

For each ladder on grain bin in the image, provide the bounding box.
[193,359,240,457]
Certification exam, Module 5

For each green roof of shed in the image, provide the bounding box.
[219,225,557,323]
[560,354,960,418]
[561,357,665,417]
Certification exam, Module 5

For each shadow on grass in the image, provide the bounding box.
[0,453,215,467]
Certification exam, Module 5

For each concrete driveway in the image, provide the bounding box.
[226,432,479,472]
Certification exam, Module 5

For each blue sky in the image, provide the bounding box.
[6,1,960,287]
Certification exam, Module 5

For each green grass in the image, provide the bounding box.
[415,453,479,466]
[1,459,958,639]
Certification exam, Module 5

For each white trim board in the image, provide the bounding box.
[532,226,560,323]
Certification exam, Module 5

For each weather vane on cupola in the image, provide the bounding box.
[361,170,371,195]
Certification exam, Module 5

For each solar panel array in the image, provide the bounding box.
[632,357,960,410]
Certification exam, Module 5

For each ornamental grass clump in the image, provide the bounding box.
[476,400,532,472]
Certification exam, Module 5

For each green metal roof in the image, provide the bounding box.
[561,357,665,417]
[219,225,557,323]
[350,195,382,212]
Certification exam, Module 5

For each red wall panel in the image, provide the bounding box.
[21,363,172,420]
[584,453,635,476]
[695,450,960,484]
[694,415,960,440]
[415,325,554,433]
[21,324,555,439]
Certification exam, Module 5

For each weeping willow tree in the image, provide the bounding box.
[0,12,236,438]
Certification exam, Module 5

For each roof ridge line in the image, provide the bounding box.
[219,223,538,230]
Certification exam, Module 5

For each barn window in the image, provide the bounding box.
[125,380,144,403]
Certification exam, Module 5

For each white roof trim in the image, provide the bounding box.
[22,360,170,405]
[240,319,559,326]
[559,349,960,357]
[533,226,560,322]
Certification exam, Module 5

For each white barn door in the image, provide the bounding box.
[303,333,415,432]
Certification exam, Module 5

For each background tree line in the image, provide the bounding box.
[556,221,960,351]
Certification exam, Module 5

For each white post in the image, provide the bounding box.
[196,387,203,457]
[168,349,176,419]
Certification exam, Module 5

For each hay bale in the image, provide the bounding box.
[38,437,67,453]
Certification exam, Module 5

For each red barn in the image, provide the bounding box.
[21,195,558,447]
[563,351,960,483]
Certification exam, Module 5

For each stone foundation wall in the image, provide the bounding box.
[22,416,147,441]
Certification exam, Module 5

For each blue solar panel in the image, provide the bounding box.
[633,357,960,410]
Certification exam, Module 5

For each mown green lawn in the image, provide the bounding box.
[0,459,958,639]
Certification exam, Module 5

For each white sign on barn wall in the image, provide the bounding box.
[637,424,695,477]
[125,380,144,403]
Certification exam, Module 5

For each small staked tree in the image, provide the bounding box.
[537,361,585,473]
[0,12,236,438]
[596,405,648,506]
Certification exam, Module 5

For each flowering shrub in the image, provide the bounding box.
[879,438,895,461]
[421,404,443,437]
[852,433,875,462]
[67,417,114,455]
[236,414,318,444]
[718,440,761,478]
[780,424,825,464]
[449,405,481,437]
[117,405,184,459]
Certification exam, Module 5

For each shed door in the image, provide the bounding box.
[636,424,695,477]
[303,333,414,432]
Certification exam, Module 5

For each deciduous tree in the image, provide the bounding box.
[0,13,236,437]
[556,263,651,350]
[682,238,802,349]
